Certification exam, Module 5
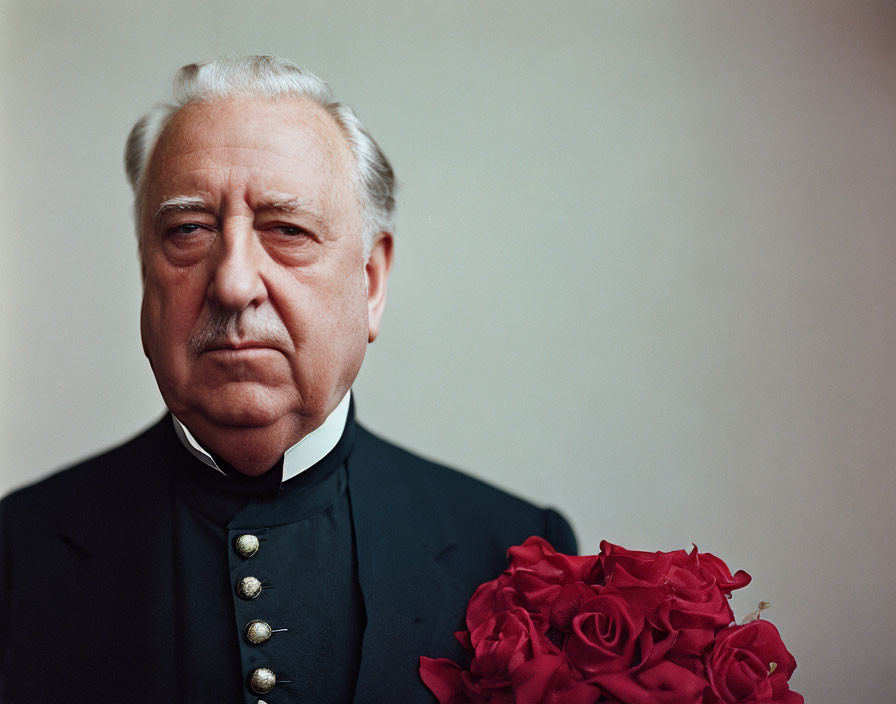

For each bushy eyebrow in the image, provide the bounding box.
[253,192,329,234]
[153,195,211,228]
[255,192,312,213]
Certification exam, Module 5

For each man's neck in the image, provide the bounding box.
[171,392,352,481]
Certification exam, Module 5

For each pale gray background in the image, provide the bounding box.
[1,2,894,702]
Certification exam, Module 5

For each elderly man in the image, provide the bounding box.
[0,56,575,703]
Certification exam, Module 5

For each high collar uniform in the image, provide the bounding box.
[0,412,576,703]
[174,405,362,703]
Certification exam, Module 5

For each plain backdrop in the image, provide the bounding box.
[1,2,894,701]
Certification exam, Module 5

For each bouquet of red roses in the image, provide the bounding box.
[420,537,801,704]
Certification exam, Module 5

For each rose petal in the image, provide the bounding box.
[419,657,464,704]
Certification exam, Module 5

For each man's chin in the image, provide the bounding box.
[201,406,283,428]
[174,385,296,430]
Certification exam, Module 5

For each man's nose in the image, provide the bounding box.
[207,229,268,311]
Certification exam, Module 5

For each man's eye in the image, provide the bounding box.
[274,225,307,237]
[170,223,204,236]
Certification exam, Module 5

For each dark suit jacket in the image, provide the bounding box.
[0,417,576,703]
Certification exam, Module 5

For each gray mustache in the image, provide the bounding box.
[188,308,291,355]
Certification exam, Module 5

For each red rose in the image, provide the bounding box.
[465,576,532,634]
[565,591,646,675]
[599,542,752,668]
[469,607,556,685]
[549,581,602,633]
[653,567,738,668]
[465,571,564,639]
[704,620,802,704]
[500,569,566,626]
[467,537,600,633]
[663,564,738,628]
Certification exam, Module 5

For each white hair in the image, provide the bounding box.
[124,55,395,256]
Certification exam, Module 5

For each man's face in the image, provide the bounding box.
[139,96,390,464]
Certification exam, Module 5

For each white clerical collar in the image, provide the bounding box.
[170,391,352,483]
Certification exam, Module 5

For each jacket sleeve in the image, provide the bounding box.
[542,507,578,556]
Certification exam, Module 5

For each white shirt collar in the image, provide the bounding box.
[170,391,352,482]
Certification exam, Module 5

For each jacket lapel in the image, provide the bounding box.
[348,427,471,704]
[55,418,178,702]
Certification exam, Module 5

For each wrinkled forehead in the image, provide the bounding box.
[144,95,359,211]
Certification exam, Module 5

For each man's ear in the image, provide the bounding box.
[366,231,394,343]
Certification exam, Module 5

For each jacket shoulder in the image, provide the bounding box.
[0,417,169,524]
[353,425,577,555]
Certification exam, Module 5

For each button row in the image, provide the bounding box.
[234,534,279,698]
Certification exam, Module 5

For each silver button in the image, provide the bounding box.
[245,619,273,644]
[237,576,263,600]
[235,534,260,558]
[249,667,276,694]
